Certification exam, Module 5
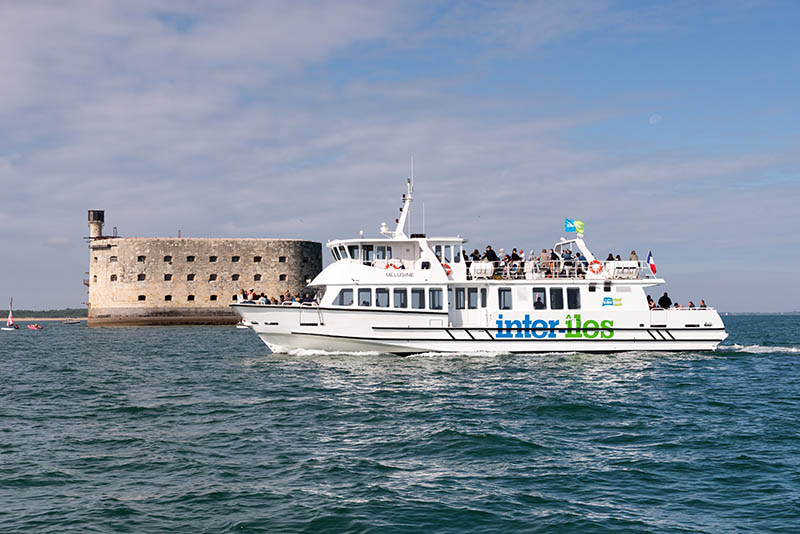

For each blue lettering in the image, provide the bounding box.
[532,319,548,339]
[548,319,560,338]
[506,319,524,338]
[495,314,512,338]
[522,314,533,338]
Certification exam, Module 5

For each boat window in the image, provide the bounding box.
[467,288,478,309]
[481,288,487,308]
[444,245,451,263]
[434,245,442,262]
[348,245,359,260]
[338,245,348,259]
[454,245,461,263]
[411,288,425,309]
[363,245,374,265]
[331,249,339,261]
[334,288,353,306]
[567,287,581,309]
[588,283,596,292]
[604,281,612,292]
[394,288,408,308]
[550,288,564,310]
[386,246,392,259]
[455,288,466,310]
[498,288,512,310]
[375,288,389,308]
[421,261,431,270]
[533,288,546,310]
[377,246,386,260]
[358,288,372,306]
[429,288,443,310]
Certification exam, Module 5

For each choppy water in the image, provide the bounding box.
[1,315,799,533]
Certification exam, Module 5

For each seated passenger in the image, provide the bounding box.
[534,297,545,309]
[629,250,639,261]
[302,292,313,303]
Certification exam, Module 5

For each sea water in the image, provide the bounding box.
[1,316,798,533]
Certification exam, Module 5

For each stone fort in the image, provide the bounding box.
[86,210,322,325]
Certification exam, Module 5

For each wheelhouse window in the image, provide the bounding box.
[376,246,392,260]
[455,288,466,310]
[362,245,374,265]
[567,287,581,309]
[411,288,425,309]
[533,287,546,310]
[429,288,443,310]
[332,248,340,261]
[347,245,359,260]
[338,245,347,259]
[498,288,512,310]
[375,288,389,308]
[454,245,461,263]
[467,288,478,309]
[550,288,564,310]
[358,288,372,306]
[334,288,353,306]
[434,245,442,262]
[444,245,451,263]
[393,288,408,308]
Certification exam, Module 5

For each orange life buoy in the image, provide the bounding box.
[589,259,603,274]
[442,263,452,277]
[384,261,400,270]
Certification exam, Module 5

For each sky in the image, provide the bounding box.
[0,0,798,312]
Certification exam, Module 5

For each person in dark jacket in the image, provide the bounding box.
[482,245,499,263]
[657,292,672,309]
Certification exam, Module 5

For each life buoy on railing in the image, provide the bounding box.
[384,260,400,270]
[589,260,603,274]
[442,263,452,277]
[509,261,519,274]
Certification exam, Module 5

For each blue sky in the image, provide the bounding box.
[0,0,798,312]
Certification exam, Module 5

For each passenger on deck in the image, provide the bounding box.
[615,254,622,261]
[674,303,681,309]
[482,245,499,263]
[647,295,655,309]
[302,292,313,303]
[511,248,521,262]
[538,248,549,269]
[687,301,696,308]
[630,250,639,261]
[258,293,267,304]
[247,288,256,301]
[534,297,546,309]
[657,292,672,309]
[606,253,615,261]
[699,299,707,308]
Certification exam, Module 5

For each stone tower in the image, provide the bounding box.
[88,210,105,239]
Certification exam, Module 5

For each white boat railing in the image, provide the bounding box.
[466,260,657,281]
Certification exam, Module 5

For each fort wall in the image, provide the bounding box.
[87,215,322,325]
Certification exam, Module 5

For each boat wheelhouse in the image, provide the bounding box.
[232,182,727,353]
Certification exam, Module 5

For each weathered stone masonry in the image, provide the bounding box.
[86,210,322,325]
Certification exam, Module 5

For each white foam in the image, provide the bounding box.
[719,344,800,354]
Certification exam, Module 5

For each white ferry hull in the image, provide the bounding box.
[232,304,728,354]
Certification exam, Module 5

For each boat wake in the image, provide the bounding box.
[719,344,800,354]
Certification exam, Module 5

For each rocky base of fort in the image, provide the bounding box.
[87,306,239,326]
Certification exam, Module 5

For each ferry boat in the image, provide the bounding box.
[232,182,728,354]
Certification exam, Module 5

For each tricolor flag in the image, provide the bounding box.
[647,250,657,274]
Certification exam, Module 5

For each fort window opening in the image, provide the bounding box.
[138,295,146,301]
[279,256,287,263]
[187,273,195,281]
[187,255,195,262]
[164,256,172,262]
[254,274,262,281]
[165,295,172,301]
[210,295,218,301]
[232,256,240,262]
[232,274,240,281]
[164,274,172,281]
[110,256,118,262]
[93,275,97,283]
[187,295,195,301]
[209,274,217,281]
[137,274,146,281]
[94,257,98,262]
[110,274,117,282]
[279,274,287,281]
[137,255,145,262]
[253,256,262,263]
[209,256,217,262]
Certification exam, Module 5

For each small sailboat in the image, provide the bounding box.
[2,298,18,331]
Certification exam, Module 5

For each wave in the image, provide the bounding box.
[719,344,800,354]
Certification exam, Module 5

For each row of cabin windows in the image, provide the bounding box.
[333,287,444,310]
[331,245,393,262]
[123,255,292,263]
[494,287,581,311]
[138,294,221,302]
[434,244,463,264]
[112,273,289,282]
